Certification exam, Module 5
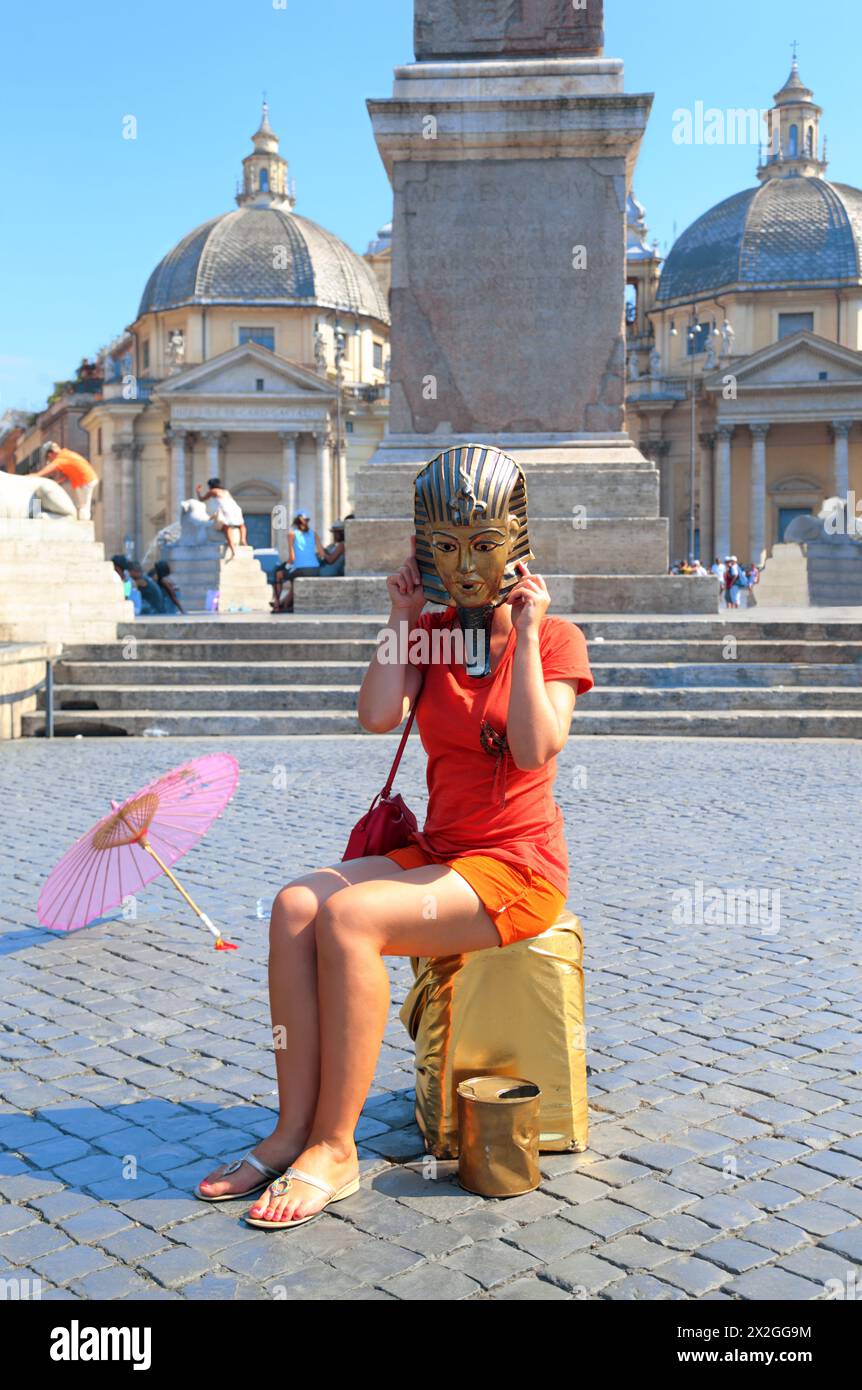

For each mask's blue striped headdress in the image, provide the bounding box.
[414,444,531,607]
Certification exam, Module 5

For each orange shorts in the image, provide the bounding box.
[384,845,566,947]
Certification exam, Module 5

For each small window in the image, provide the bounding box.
[255,378,265,392]
[685,322,711,356]
[97,427,103,454]
[788,123,799,157]
[142,339,150,370]
[819,371,828,381]
[372,341,383,370]
[806,125,814,156]
[259,168,269,192]
[239,327,275,351]
[345,420,354,434]
[778,312,814,339]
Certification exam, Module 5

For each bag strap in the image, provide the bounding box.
[381,680,422,798]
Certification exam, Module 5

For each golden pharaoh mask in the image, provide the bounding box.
[413,445,532,610]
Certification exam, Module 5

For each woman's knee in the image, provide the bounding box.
[315,889,375,954]
[270,881,319,941]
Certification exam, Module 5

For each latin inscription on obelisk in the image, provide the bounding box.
[414,0,604,60]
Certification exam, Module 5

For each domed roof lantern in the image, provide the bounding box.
[237,102,294,210]
[758,50,826,182]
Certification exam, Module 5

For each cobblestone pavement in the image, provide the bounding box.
[1,735,860,1302]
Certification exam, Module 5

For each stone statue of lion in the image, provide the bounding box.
[0,471,78,519]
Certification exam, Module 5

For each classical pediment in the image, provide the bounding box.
[705,331,862,391]
[155,343,336,400]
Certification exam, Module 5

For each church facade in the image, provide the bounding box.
[626,62,862,566]
[80,107,391,558]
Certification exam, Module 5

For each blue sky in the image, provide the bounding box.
[1,0,857,410]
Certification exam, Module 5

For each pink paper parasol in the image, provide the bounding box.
[38,753,240,949]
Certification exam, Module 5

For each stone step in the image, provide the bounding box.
[293,574,719,614]
[21,707,862,739]
[51,659,862,690]
[53,637,862,663]
[112,615,862,641]
[43,683,862,713]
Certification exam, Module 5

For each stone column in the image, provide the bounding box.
[749,423,770,566]
[698,432,715,562]
[831,420,853,499]
[713,425,735,560]
[336,436,348,521]
[279,431,298,557]
[314,431,333,537]
[650,439,673,551]
[164,427,187,525]
[202,431,225,483]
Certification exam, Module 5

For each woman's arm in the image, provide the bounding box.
[357,539,424,733]
[505,566,576,769]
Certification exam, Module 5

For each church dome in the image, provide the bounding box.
[137,106,390,325]
[657,62,862,306]
[657,177,862,304]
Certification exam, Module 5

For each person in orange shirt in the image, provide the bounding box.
[34,441,99,519]
[196,445,595,1231]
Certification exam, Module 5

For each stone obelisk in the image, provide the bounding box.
[318,0,715,613]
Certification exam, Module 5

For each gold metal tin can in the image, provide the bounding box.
[457,1076,542,1198]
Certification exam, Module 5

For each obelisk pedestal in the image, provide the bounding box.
[296,1,716,613]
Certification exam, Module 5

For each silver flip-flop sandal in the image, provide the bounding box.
[243,1164,361,1230]
[196,1149,285,1202]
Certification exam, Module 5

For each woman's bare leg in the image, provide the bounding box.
[198,855,406,1197]
[248,866,499,1223]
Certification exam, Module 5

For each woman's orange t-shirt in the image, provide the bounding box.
[407,607,594,897]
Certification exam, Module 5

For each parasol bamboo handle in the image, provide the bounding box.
[140,841,221,940]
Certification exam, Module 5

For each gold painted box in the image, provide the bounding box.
[399,910,588,1157]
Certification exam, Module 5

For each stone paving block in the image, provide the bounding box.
[698,1238,772,1274]
[98,1227,174,1263]
[0,1205,38,1235]
[729,1179,802,1211]
[777,1199,854,1237]
[801,1149,862,1181]
[639,1213,718,1251]
[603,1273,685,1300]
[778,1245,860,1285]
[0,1222,71,1262]
[598,1233,676,1272]
[380,1262,482,1300]
[443,1237,538,1289]
[683,1194,767,1231]
[821,1226,862,1263]
[139,1244,215,1288]
[653,1256,732,1297]
[617,1179,697,1218]
[541,1172,612,1205]
[564,1199,645,1240]
[543,1250,625,1295]
[507,1214,596,1262]
[620,1141,700,1172]
[330,1235,423,1285]
[32,1244,113,1286]
[725,1266,824,1300]
[59,1207,135,1243]
[490,1275,572,1300]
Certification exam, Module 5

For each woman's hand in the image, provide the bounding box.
[386,537,425,622]
[507,562,550,637]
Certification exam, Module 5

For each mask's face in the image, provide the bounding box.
[429,516,520,608]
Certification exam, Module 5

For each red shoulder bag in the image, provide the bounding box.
[343,691,422,860]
